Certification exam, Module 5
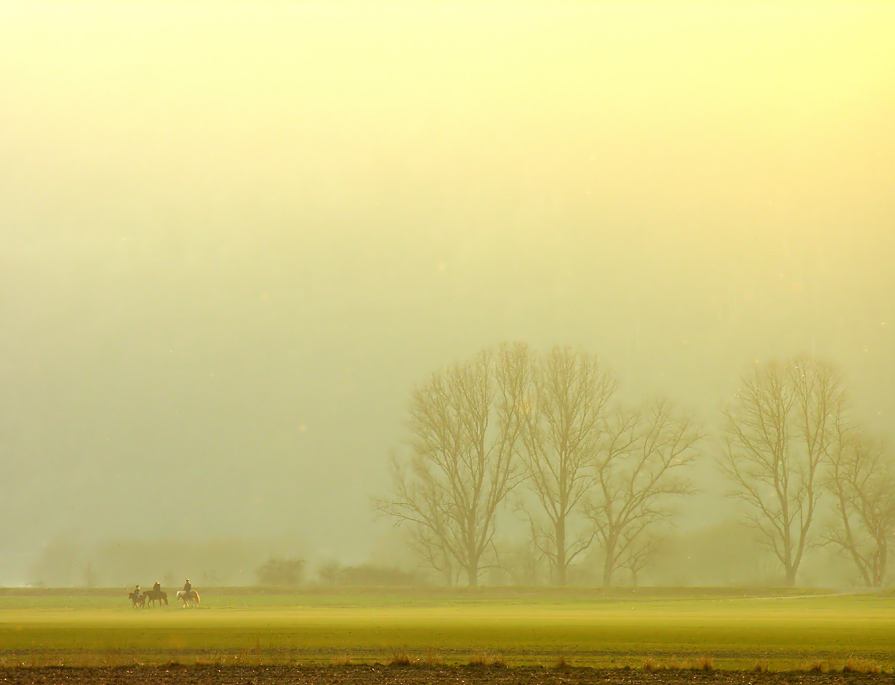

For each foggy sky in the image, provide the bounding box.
[2,1,894,585]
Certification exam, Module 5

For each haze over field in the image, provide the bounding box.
[1,2,893,586]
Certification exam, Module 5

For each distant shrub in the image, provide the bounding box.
[467,652,504,667]
[388,651,413,666]
[255,557,305,586]
[693,656,713,671]
[316,561,426,586]
[423,650,442,666]
[641,656,712,671]
[842,659,881,673]
[317,560,343,585]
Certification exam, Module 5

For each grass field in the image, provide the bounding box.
[1,587,893,671]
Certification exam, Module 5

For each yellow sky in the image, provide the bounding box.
[3,2,893,206]
[1,2,893,570]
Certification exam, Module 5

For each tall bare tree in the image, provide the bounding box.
[377,344,531,587]
[587,399,701,587]
[517,347,617,585]
[719,357,845,586]
[826,427,895,586]
[384,450,456,585]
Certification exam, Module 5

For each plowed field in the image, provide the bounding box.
[0,666,891,685]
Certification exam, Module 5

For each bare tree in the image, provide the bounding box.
[619,531,661,587]
[719,357,845,586]
[384,451,456,585]
[377,344,531,587]
[493,521,548,586]
[826,426,895,586]
[517,347,617,585]
[587,399,701,587]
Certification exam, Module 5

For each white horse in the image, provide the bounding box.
[176,589,201,607]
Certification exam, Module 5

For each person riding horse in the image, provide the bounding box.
[153,581,161,593]
[177,579,200,607]
[129,584,144,608]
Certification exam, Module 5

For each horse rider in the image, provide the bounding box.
[153,580,161,594]
[133,584,141,598]
[183,579,192,595]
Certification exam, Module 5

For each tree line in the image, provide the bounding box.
[377,344,895,588]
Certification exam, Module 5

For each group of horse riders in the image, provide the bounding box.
[130,579,192,607]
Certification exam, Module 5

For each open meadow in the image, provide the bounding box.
[1,587,894,674]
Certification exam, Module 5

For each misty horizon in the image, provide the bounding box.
[1,2,893,587]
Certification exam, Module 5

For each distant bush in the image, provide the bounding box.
[316,561,426,586]
[468,652,505,668]
[423,650,442,666]
[842,659,881,674]
[388,651,413,666]
[255,557,305,586]
[641,656,713,671]
[317,560,343,585]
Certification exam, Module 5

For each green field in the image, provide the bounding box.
[1,587,893,670]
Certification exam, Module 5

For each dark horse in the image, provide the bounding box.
[143,588,168,607]
[128,591,145,608]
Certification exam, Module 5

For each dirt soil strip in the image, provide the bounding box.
[0,666,890,685]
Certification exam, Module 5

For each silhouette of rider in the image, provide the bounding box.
[133,584,140,597]
[153,581,161,593]
[183,579,192,594]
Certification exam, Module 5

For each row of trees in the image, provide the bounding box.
[377,344,895,588]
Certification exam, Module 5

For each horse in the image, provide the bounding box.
[176,589,200,607]
[143,588,168,607]
[128,591,145,609]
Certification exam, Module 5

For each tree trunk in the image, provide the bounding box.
[555,520,567,586]
[602,539,615,587]
[467,563,478,588]
[783,526,796,586]
[784,566,797,587]
[874,542,886,587]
